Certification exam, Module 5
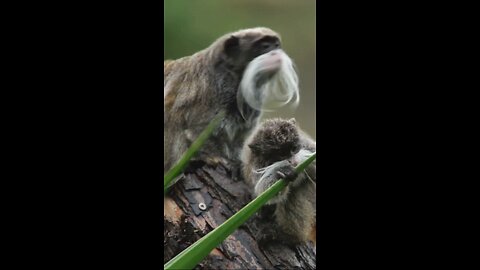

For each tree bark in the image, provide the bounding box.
[164,161,316,269]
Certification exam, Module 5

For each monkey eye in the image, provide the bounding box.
[290,145,300,154]
[261,42,271,49]
[255,36,280,50]
[260,41,280,50]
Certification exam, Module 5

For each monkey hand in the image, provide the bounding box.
[275,163,298,183]
[183,128,229,167]
[203,155,229,167]
[254,160,298,203]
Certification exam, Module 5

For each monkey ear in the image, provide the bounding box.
[224,35,240,56]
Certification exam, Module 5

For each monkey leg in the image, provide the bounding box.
[273,185,316,244]
[255,206,304,247]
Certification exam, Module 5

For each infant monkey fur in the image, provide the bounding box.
[164,27,299,172]
[241,118,316,245]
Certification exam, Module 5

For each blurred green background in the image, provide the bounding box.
[164,0,316,139]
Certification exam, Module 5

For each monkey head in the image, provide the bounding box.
[248,118,301,163]
[210,28,300,119]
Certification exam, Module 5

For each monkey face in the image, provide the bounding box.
[208,28,299,119]
[223,33,281,73]
[246,35,281,62]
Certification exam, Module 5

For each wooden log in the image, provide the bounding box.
[164,161,316,269]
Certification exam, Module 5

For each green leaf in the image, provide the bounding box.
[164,152,316,270]
[164,111,226,193]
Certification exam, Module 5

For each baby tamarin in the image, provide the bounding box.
[241,118,316,245]
[164,27,299,172]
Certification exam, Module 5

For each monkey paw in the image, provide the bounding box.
[204,156,229,167]
[275,163,298,183]
[255,160,298,199]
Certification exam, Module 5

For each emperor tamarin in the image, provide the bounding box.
[241,118,316,245]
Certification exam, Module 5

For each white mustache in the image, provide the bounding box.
[237,49,300,118]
